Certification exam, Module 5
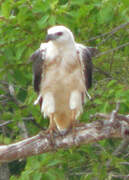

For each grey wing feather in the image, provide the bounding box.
[83,46,98,89]
[76,44,98,89]
[82,47,93,89]
[30,49,44,93]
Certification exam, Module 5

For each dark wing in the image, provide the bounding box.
[30,48,45,93]
[82,47,93,89]
[76,44,98,89]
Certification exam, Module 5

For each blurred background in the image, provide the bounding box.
[0,0,129,179]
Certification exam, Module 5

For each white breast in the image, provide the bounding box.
[46,42,58,61]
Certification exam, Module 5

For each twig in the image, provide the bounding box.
[85,22,129,42]
[95,42,129,57]
[94,113,129,125]
[0,117,45,130]
[98,22,129,46]
[103,103,129,169]
[110,102,120,123]
[111,174,129,179]
[94,66,112,78]
[113,139,129,156]
[120,162,129,165]
[0,120,13,127]
[23,117,45,130]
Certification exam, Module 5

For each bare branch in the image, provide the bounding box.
[94,113,129,124]
[111,174,129,179]
[94,66,112,78]
[95,42,129,57]
[113,139,129,156]
[0,116,45,131]
[0,120,13,127]
[110,101,120,123]
[85,22,129,42]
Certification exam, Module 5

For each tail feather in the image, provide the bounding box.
[54,112,72,133]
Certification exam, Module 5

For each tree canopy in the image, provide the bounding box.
[0,0,129,179]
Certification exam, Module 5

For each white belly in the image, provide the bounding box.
[40,61,86,117]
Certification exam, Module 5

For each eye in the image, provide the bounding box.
[56,32,63,36]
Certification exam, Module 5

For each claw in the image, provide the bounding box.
[59,128,68,136]
[40,128,56,146]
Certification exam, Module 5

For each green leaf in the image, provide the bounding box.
[47,159,62,167]
[16,45,26,60]
[37,15,49,29]
[1,1,12,18]
[107,80,117,88]
[98,6,114,24]
[32,172,42,180]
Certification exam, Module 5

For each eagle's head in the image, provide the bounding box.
[46,25,75,46]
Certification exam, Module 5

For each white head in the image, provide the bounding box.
[46,25,75,47]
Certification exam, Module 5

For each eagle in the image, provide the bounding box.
[30,25,97,135]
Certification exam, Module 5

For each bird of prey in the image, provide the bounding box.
[30,25,97,135]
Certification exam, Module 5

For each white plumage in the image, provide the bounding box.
[41,92,55,117]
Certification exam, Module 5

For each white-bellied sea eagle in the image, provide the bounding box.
[30,25,97,135]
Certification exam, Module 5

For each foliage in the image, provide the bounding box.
[0,0,129,179]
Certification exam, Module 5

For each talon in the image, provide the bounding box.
[47,128,55,146]
[59,129,68,136]
[39,130,47,138]
[39,128,55,146]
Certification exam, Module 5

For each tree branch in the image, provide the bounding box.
[112,138,129,156]
[85,22,129,42]
[95,42,129,57]
[0,109,129,163]
[111,174,129,179]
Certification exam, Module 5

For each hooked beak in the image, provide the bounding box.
[45,34,57,42]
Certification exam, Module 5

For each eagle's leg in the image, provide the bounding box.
[47,113,57,144]
[48,113,56,134]
[71,109,85,128]
[39,113,56,146]
[71,109,85,140]
[71,109,77,126]
[40,113,56,135]
[71,109,78,136]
